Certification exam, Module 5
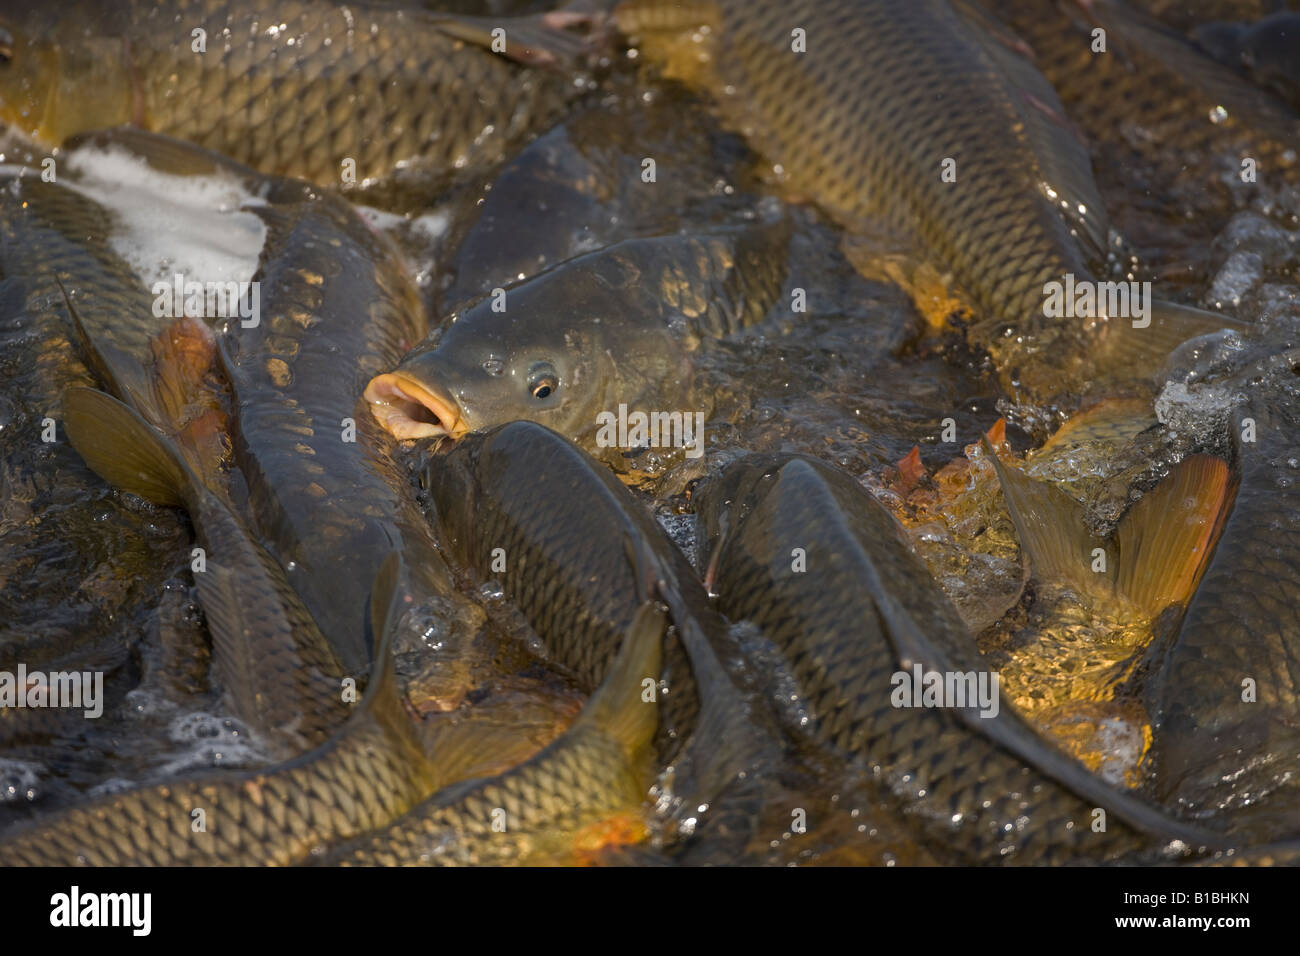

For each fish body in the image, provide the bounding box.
[365,224,790,449]
[62,386,350,757]
[0,553,438,866]
[0,169,158,410]
[423,421,773,844]
[1196,12,1300,109]
[1145,352,1300,837]
[993,0,1300,195]
[0,0,579,185]
[693,453,1224,863]
[616,0,1241,402]
[52,126,487,674]
[328,602,666,866]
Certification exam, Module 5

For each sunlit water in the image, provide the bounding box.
[1,10,1298,864]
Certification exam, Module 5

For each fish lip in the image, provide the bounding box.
[363,372,469,441]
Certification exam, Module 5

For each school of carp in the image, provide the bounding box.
[0,0,1298,866]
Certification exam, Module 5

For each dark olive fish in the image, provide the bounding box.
[994,0,1300,195]
[92,130,488,675]
[0,552,443,866]
[0,167,158,414]
[615,0,1241,403]
[61,386,350,757]
[0,172,191,744]
[1196,12,1300,109]
[422,420,773,843]
[328,601,665,866]
[0,0,585,186]
[1144,350,1300,839]
[365,224,790,449]
[693,453,1228,863]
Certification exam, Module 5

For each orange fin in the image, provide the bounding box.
[982,437,1113,601]
[1114,455,1234,614]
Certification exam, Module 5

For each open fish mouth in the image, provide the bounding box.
[364,372,469,441]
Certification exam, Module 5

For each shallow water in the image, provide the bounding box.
[1,2,1299,864]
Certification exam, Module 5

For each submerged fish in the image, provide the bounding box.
[61,384,350,758]
[993,0,1300,200]
[365,224,790,451]
[980,422,1233,784]
[421,420,774,846]
[1196,11,1300,109]
[692,453,1227,863]
[1143,349,1300,838]
[0,0,586,186]
[74,127,486,675]
[0,491,435,865]
[615,0,1241,403]
[328,601,666,865]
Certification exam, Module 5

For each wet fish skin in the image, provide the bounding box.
[0,170,158,410]
[327,601,666,866]
[62,386,351,757]
[0,554,439,867]
[422,421,771,844]
[365,224,789,448]
[0,0,579,186]
[1145,352,1300,835]
[616,0,1240,402]
[693,453,1222,864]
[189,141,480,675]
[1195,12,1300,109]
[993,0,1300,191]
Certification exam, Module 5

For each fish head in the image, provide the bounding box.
[366,269,652,446]
[0,6,135,146]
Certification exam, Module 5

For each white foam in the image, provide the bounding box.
[62,144,267,294]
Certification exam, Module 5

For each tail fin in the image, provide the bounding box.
[571,600,665,758]
[986,437,1234,618]
[1094,300,1247,386]
[61,386,194,509]
[983,436,1111,601]
[1114,455,1234,613]
[425,10,601,67]
[362,552,414,733]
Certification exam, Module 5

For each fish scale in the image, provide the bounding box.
[215,175,474,673]
[0,173,159,409]
[331,726,642,865]
[694,454,1227,863]
[326,600,668,866]
[423,422,777,847]
[0,683,434,865]
[616,0,1241,403]
[0,552,506,866]
[1147,361,1300,835]
[0,0,578,185]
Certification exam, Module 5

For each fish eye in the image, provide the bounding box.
[527,362,559,400]
[0,29,12,65]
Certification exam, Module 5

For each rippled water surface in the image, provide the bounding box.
[2,0,1299,864]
